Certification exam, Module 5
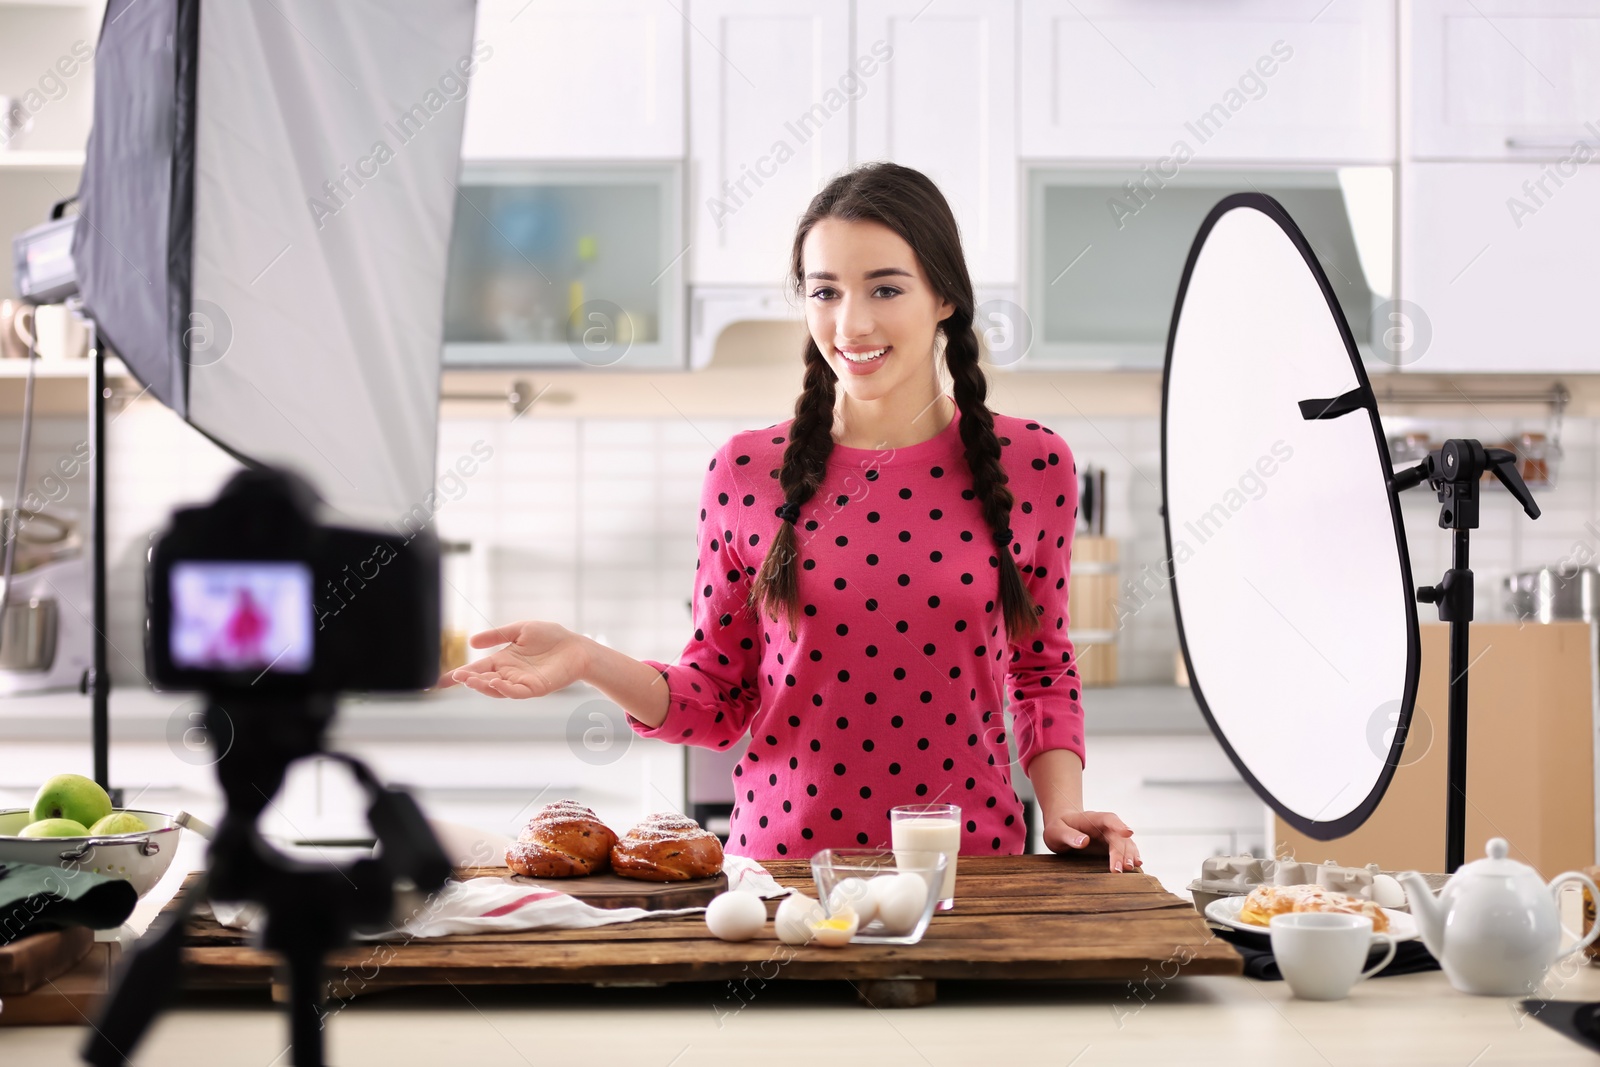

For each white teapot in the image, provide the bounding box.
[1398,838,1600,996]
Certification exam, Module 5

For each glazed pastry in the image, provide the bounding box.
[610,812,725,882]
[1238,883,1310,926]
[1290,885,1390,932]
[1238,883,1389,933]
[505,799,618,877]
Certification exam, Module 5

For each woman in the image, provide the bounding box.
[441,162,1140,873]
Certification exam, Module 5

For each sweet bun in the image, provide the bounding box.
[1239,883,1307,926]
[610,812,724,881]
[1238,883,1389,933]
[505,799,618,877]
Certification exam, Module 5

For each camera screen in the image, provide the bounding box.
[170,561,314,674]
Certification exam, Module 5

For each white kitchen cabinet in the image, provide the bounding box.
[1401,161,1600,372]
[1019,0,1394,163]
[854,0,1017,285]
[1411,0,1600,161]
[461,0,685,161]
[0,733,686,863]
[341,739,687,843]
[687,0,852,286]
[1045,733,1266,899]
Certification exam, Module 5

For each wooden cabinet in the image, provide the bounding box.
[1401,161,1600,372]
[686,0,852,285]
[461,0,685,161]
[1273,622,1596,879]
[1411,0,1600,161]
[1019,0,1394,163]
[854,0,1017,284]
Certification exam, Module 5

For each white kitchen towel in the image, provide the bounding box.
[207,855,793,939]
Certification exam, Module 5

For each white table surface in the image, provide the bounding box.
[6,955,1600,1066]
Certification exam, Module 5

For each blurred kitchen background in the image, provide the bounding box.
[4,0,1600,897]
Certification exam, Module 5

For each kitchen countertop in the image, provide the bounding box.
[0,681,1210,742]
[7,953,1600,1064]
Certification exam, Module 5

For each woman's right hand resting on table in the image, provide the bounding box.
[437,621,670,728]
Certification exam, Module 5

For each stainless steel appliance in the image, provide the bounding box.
[0,506,91,694]
[1505,566,1600,623]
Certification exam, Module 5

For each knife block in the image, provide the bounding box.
[1273,620,1597,881]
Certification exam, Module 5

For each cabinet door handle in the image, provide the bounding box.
[1505,136,1598,151]
[1138,777,1252,789]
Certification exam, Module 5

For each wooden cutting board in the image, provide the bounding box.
[0,927,95,996]
[0,940,119,1026]
[170,856,1242,1007]
[460,867,729,910]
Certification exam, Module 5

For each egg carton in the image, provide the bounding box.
[1187,853,1451,915]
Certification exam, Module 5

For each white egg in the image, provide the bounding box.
[809,905,859,948]
[1371,874,1407,909]
[874,873,928,935]
[829,877,878,925]
[774,892,825,945]
[704,890,767,942]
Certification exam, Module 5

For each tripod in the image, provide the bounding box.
[1394,439,1540,872]
[83,693,451,1066]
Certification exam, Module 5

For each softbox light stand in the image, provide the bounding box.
[1395,439,1540,871]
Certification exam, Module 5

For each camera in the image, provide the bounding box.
[145,466,440,695]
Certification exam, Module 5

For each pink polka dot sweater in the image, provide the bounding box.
[630,404,1085,860]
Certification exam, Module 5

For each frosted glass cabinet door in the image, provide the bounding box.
[461,0,685,161]
[1019,0,1394,163]
[687,0,853,286]
[1412,0,1600,161]
[441,165,684,368]
[1401,162,1600,373]
[855,0,1017,286]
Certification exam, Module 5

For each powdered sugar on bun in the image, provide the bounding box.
[611,811,724,881]
[620,812,716,843]
[517,799,606,841]
[506,799,618,878]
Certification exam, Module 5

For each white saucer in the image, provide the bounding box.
[1204,894,1418,943]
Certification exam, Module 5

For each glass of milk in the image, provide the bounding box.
[890,803,961,910]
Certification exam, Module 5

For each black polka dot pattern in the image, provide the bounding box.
[633,407,1085,861]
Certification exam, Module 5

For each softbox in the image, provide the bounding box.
[72,0,481,523]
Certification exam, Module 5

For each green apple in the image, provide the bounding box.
[19,818,91,838]
[30,773,112,829]
[89,811,149,835]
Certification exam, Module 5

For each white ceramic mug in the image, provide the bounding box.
[13,303,88,361]
[1270,912,1398,1000]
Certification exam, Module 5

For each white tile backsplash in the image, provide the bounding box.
[3,405,1594,688]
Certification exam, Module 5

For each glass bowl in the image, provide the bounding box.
[809,847,948,945]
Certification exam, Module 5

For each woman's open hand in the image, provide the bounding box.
[1042,809,1143,873]
[435,621,588,698]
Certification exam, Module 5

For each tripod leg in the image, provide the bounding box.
[82,872,209,1067]
[285,943,327,1067]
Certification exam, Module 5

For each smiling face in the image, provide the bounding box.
[801,216,954,407]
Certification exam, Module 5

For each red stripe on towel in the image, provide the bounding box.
[481,890,566,917]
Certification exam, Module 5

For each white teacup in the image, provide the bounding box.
[1269,912,1398,1000]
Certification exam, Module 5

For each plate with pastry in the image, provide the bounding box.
[1205,884,1418,943]
[501,803,728,909]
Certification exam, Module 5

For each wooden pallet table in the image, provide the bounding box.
[164,855,1241,1007]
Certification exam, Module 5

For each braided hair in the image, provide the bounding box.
[749,162,1041,642]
